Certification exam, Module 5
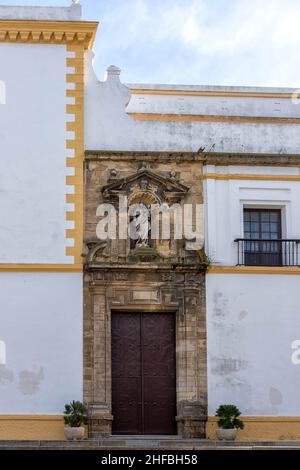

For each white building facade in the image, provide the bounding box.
[0,2,300,440]
[0,3,98,439]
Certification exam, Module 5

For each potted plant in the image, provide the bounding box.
[63,400,88,441]
[215,404,244,441]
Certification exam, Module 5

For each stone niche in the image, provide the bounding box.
[84,153,208,438]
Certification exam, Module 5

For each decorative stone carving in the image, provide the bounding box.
[85,241,109,264]
[102,168,189,205]
[132,203,151,248]
[139,178,148,191]
[169,170,180,180]
[114,272,128,281]
[84,156,207,439]
[162,273,174,282]
[108,169,120,181]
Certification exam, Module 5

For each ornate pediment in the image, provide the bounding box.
[102,168,189,204]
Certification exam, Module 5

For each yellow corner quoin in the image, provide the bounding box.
[208,266,300,275]
[0,19,98,272]
[130,88,296,100]
[206,416,300,441]
[65,42,84,266]
[203,173,300,181]
[130,113,300,125]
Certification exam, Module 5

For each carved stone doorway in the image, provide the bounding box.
[111,311,177,435]
[84,267,207,438]
[84,154,208,438]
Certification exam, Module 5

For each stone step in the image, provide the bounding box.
[1,439,300,450]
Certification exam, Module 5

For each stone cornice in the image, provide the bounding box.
[86,264,206,272]
[85,150,300,166]
[0,19,99,49]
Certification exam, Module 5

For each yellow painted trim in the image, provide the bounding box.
[208,416,300,423]
[65,44,85,266]
[208,266,300,275]
[66,138,84,147]
[66,122,81,132]
[66,211,76,221]
[130,88,296,100]
[0,415,62,421]
[0,415,65,441]
[66,194,83,204]
[66,89,83,99]
[66,229,76,239]
[66,157,81,168]
[66,247,77,257]
[0,20,98,49]
[66,175,82,185]
[0,265,83,273]
[131,113,300,125]
[1,415,299,441]
[206,416,300,441]
[203,173,300,181]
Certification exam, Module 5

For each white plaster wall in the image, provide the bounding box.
[0,4,81,20]
[0,43,71,264]
[206,274,300,416]
[0,273,82,413]
[126,93,300,118]
[85,53,300,154]
[204,166,300,265]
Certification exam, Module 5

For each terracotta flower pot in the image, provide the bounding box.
[64,426,85,441]
[216,428,237,441]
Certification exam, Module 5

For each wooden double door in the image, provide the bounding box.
[111,312,177,435]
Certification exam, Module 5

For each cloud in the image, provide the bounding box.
[179,0,300,56]
[86,0,300,87]
[0,0,299,86]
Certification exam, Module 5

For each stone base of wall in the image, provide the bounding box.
[88,404,113,437]
[206,417,300,441]
[177,417,206,438]
[89,418,113,437]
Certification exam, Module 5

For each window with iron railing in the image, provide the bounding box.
[235,209,300,266]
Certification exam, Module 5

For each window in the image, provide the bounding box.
[243,209,282,266]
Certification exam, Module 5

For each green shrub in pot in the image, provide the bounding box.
[215,404,244,441]
[63,401,88,441]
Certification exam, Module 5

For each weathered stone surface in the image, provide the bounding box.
[85,150,300,167]
[84,153,207,438]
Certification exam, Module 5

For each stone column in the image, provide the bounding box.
[176,276,207,438]
[88,283,113,436]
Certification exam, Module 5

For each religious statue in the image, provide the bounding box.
[130,203,151,248]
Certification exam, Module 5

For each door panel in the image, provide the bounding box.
[111,312,176,435]
[112,378,141,434]
[142,313,177,435]
[111,313,142,434]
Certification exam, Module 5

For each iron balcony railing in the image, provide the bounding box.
[235,239,300,267]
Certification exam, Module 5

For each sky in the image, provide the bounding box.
[0,0,300,87]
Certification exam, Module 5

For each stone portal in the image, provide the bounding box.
[84,152,207,438]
